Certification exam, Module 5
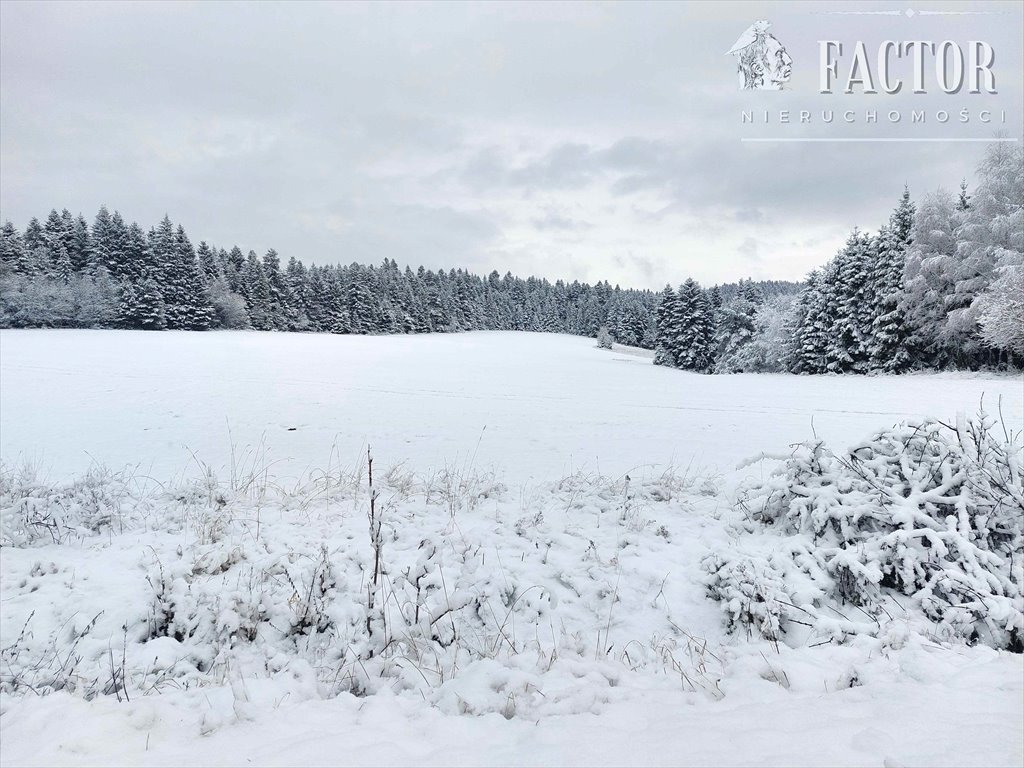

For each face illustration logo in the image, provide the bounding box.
[727,20,792,91]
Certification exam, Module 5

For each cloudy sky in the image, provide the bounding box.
[1,1,1021,289]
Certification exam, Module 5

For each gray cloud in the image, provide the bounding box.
[508,143,595,189]
[1,0,1021,287]
[738,237,760,262]
[531,211,592,232]
[612,252,658,285]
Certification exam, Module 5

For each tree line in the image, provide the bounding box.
[0,211,662,346]
[652,143,1023,374]
[2,143,1019,373]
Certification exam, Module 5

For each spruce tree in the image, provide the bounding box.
[347,266,379,334]
[714,294,758,372]
[23,218,45,252]
[43,210,72,261]
[262,249,293,330]
[869,189,916,371]
[794,271,829,374]
[50,245,73,283]
[285,256,311,329]
[692,289,717,371]
[674,278,711,371]
[90,206,114,273]
[244,250,273,330]
[225,246,246,294]
[827,231,875,373]
[148,221,214,330]
[899,190,960,369]
[196,241,220,283]
[118,279,167,330]
[122,221,150,283]
[653,285,679,367]
[0,222,31,276]
[71,215,92,272]
[957,178,971,212]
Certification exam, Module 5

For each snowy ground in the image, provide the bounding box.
[1,330,1022,767]
[2,329,1022,485]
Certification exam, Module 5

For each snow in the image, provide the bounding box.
[1,329,1022,767]
[3,667,1020,767]
[2,329,1021,485]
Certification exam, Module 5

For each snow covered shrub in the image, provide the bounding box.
[207,277,251,329]
[703,538,830,644]
[1,454,725,717]
[719,410,1023,650]
[976,264,1024,357]
[596,325,613,349]
[0,464,142,546]
[0,273,119,329]
[704,555,789,642]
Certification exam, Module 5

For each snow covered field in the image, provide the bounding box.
[1,329,1022,768]
[3,329,1022,485]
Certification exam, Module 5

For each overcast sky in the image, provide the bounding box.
[1,1,1021,289]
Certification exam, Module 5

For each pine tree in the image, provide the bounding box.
[225,246,246,294]
[794,271,829,374]
[653,285,679,367]
[957,178,971,212]
[23,218,45,252]
[147,216,176,287]
[673,278,715,371]
[243,250,273,330]
[71,215,92,273]
[869,189,916,371]
[347,265,379,333]
[869,225,909,371]
[714,293,758,372]
[262,249,293,330]
[149,222,214,330]
[43,209,73,264]
[90,206,115,273]
[196,241,220,283]
[50,245,73,283]
[118,279,167,330]
[708,285,723,313]
[0,222,31,276]
[692,289,717,371]
[285,256,311,329]
[122,221,150,283]
[827,230,875,373]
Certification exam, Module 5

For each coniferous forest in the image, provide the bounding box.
[1,143,1021,373]
[0,209,664,346]
[655,143,1022,373]
[0,211,666,346]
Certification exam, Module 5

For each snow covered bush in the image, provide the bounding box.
[977,264,1024,357]
[0,464,150,546]
[206,276,251,329]
[0,272,119,329]
[0,456,723,715]
[596,325,613,349]
[704,555,790,642]
[711,410,1023,650]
